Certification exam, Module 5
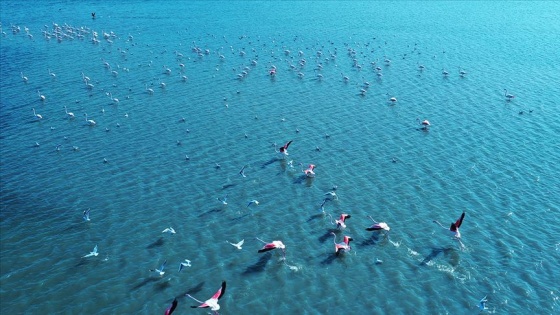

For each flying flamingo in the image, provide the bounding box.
[434,212,466,249]
[187,281,226,315]
[365,215,390,233]
[276,140,293,156]
[417,118,430,131]
[434,212,465,239]
[331,232,353,255]
[329,213,351,229]
[302,164,316,177]
[256,238,286,258]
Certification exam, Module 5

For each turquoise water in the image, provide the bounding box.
[1,1,560,314]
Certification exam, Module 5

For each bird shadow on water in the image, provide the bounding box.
[359,233,380,247]
[261,157,280,169]
[175,281,205,300]
[147,237,165,249]
[221,183,236,190]
[306,212,325,223]
[197,208,223,218]
[359,233,389,247]
[419,246,459,267]
[131,277,160,291]
[320,252,349,265]
[242,252,272,275]
[154,279,172,292]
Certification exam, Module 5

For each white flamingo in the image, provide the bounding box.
[84,113,96,126]
[64,106,75,118]
[106,92,119,104]
[32,108,43,120]
[21,72,28,82]
[48,68,56,78]
[37,90,45,101]
[145,84,154,95]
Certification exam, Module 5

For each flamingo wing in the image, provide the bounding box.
[212,281,227,301]
[454,212,466,229]
[164,298,178,315]
[258,244,276,253]
[283,140,293,150]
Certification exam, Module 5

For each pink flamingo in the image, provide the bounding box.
[187,281,226,315]
[303,164,316,177]
[331,232,353,255]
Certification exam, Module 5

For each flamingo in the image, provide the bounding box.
[331,232,353,255]
[106,92,119,104]
[37,90,46,101]
[32,108,43,120]
[276,140,293,156]
[365,215,390,232]
[21,72,28,82]
[386,93,397,103]
[329,213,351,229]
[434,212,465,239]
[48,68,56,78]
[303,164,316,177]
[257,239,286,257]
[145,84,154,95]
[504,89,515,101]
[187,281,226,315]
[84,113,96,126]
[64,106,75,118]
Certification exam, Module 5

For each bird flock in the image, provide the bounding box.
[3,18,509,313]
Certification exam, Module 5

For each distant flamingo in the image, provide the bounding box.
[84,113,96,126]
[276,140,293,156]
[37,90,45,101]
[302,164,316,177]
[106,92,119,104]
[504,89,515,101]
[32,108,43,120]
[21,72,28,82]
[48,68,56,78]
[145,84,154,95]
[64,106,75,118]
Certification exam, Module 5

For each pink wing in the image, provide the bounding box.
[211,281,226,301]
[455,212,465,229]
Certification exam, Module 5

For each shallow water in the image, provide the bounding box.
[1,1,560,314]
